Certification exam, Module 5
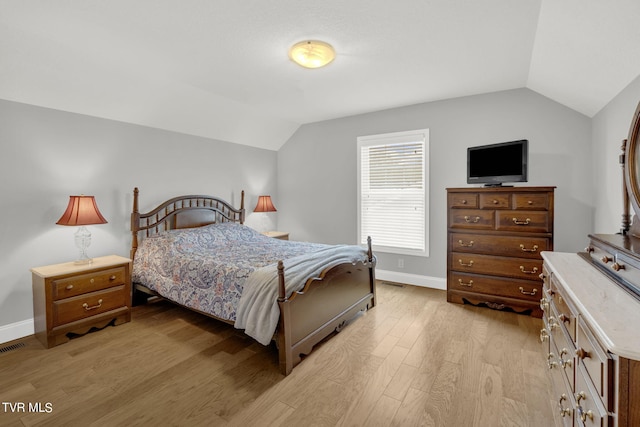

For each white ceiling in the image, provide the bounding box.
[1,0,640,151]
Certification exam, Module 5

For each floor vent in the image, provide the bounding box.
[0,341,26,354]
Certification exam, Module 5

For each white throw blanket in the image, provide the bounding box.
[234,244,370,345]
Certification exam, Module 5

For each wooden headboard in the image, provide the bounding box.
[130,187,245,259]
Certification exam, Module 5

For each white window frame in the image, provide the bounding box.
[357,129,429,257]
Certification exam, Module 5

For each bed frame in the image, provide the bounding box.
[130,187,376,375]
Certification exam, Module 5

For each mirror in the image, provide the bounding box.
[624,101,640,236]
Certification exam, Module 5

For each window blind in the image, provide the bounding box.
[357,129,428,256]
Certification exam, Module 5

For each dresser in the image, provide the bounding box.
[31,255,132,348]
[446,186,555,317]
[541,251,640,427]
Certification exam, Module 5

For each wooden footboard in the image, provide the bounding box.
[276,238,376,375]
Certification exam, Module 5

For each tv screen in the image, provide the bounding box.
[467,139,528,186]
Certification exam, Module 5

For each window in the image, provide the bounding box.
[357,129,429,257]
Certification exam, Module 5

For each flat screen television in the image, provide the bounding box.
[467,139,528,186]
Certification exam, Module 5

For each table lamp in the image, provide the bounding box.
[56,195,108,264]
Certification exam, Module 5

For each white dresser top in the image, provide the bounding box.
[542,251,640,360]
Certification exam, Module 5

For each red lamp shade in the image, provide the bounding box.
[56,195,108,226]
[254,195,277,212]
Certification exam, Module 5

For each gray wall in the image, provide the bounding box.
[592,74,640,233]
[277,88,593,279]
[0,99,277,331]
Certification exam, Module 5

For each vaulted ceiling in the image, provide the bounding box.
[1,1,639,151]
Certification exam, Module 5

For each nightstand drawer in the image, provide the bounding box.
[53,286,128,326]
[52,267,126,300]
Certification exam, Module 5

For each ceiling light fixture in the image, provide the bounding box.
[289,40,335,69]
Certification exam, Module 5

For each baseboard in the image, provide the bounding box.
[376,269,446,290]
[0,319,34,344]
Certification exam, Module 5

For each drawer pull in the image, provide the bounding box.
[558,313,570,324]
[66,284,74,290]
[520,244,538,253]
[559,348,572,369]
[82,299,103,311]
[463,216,480,223]
[458,259,474,267]
[458,239,474,247]
[575,391,586,403]
[575,347,590,360]
[548,316,559,330]
[539,297,549,312]
[460,199,467,205]
[492,199,498,204]
[457,279,473,287]
[539,328,549,342]
[519,266,539,274]
[612,262,625,271]
[512,217,531,225]
[547,353,558,369]
[585,246,594,253]
[558,394,572,418]
[109,275,116,281]
[518,287,537,296]
[601,255,612,263]
[578,407,594,423]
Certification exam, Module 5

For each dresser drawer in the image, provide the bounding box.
[52,267,126,300]
[450,232,550,259]
[549,275,577,342]
[52,286,128,327]
[575,364,609,426]
[451,252,543,281]
[549,305,576,391]
[479,193,510,209]
[449,209,495,229]
[513,193,551,210]
[448,192,478,208]
[496,211,551,233]
[576,317,613,406]
[448,272,541,302]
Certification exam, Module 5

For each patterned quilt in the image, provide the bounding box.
[132,222,331,322]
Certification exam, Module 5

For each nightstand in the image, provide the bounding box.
[262,231,289,240]
[31,255,132,348]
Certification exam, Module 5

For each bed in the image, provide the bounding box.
[130,188,376,375]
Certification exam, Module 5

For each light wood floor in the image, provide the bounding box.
[0,283,557,427]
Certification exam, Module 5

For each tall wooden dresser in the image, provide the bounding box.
[446,186,555,317]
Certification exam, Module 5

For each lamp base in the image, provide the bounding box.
[74,226,93,265]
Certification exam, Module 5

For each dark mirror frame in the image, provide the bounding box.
[624,101,640,236]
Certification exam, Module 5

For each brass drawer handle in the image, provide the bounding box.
[512,217,531,225]
[601,256,612,263]
[558,394,572,418]
[464,215,480,223]
[458,239,474,247]
[66,284,74,290]
[458,259,474,267]
[83,299,103,311]
[458,279,473,287]
[519,287,537,296]
[547,352,558,369]
[539,328,549,342]
[520,244,538,253]
[109,275,116,281]
[519,266,539,274]
[539,297,549,312]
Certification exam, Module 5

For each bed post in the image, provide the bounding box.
[240,190,245,224]
[276,260,293,375]
[367,236,377,307]
[131,187,140,260]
